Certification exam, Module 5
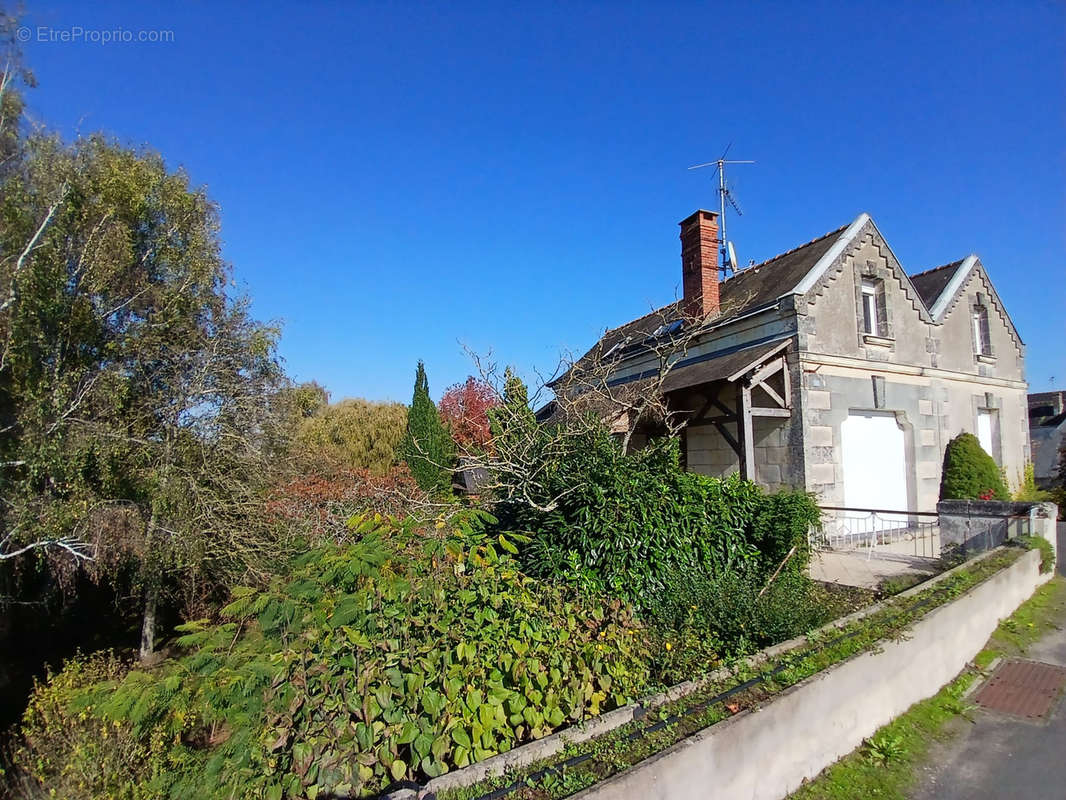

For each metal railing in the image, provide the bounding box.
[810,506,941,560]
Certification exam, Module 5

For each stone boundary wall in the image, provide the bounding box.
[938,500,1058,559]
[570,547,1050,800]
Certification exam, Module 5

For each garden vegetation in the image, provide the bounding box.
[14,487,836,799]
[939,432,1010,502]
[0,14,856,799]
[292,394,409,478]
[11,407,838,798]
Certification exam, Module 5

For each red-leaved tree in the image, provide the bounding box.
[439,376,499,451]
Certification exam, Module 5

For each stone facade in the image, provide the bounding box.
[789,223,1027,510]
[591,211,1028,513]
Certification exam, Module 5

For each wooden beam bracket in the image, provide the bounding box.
[750,407,792,418]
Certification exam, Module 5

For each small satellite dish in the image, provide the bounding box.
[727,241,737,270]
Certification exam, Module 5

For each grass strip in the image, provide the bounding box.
[788,574,1066,800]
[436,547,1024,800]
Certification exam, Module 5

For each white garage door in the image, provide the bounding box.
[841,411,909,517]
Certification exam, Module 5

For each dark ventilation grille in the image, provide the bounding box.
[974,659,1066,719]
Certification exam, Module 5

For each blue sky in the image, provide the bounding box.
[18,1,1065,402]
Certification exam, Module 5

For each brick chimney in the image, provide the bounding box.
[679,209,720,319]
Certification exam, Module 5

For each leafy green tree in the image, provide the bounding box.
[939,432,1009,501]
[0,10,34,176]
[0,133,293,655]
[490,367,535,436]
[401,361,454,491]
[293,397,408,476]
[285,380,330,420]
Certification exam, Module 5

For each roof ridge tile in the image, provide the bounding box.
[909,259,963,279]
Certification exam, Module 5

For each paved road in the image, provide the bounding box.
[911,576,1066,800]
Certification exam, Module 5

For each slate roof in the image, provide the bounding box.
[716,224,847,317]
[561,213,1002,393]
[574,301,684,371]
[909,260,964,310]
[564,224,849,378]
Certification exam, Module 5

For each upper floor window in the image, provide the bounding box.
[860,278,888,337]
[972,302,992,357]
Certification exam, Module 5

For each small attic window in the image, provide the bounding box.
[652,320,683,338]
[860,278,888,337]
[972,298,992,357]
[602,336,632,360]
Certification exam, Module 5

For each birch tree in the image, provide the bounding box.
[0,133,292,656]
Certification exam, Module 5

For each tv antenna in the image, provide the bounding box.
[688,144,754,276]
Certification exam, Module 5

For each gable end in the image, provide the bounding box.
[793,215,934,324]
[937,259,1024,352]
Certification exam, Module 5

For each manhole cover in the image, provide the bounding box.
[974,659,1066,720]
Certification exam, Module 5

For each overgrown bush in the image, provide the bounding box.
[645,563,836,680]
[13,651,147,799]
[940,432,1009,501]
[1013,463,1052,502]
[292,397,408,477]
[266,465,424,540]
[13,513,655,799]
[497,428,818,607]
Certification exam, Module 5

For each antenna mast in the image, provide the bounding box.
[688,146,754,276]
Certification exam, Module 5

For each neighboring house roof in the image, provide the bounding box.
[1029,391,1066,424]
[1030,413,1066,485]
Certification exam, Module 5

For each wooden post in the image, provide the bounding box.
[736,382,755,480]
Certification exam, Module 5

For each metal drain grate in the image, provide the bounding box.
[974,659,1066,720]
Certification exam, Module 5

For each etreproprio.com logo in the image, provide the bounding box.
[17,25,175,44]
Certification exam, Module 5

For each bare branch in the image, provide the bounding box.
[0,195,63,316]
[0,535,94,562]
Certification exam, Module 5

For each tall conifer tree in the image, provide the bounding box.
[401,361,454,491]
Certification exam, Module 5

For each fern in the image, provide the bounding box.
[221,592,257,619]
[176,628,218,649]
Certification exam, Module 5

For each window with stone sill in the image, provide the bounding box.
[972,302,993,358]
[860,278,889,338]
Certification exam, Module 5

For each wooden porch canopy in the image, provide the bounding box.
[663,338,793,480]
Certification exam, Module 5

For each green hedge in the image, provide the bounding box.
[940,432,1009,501]
[499,431,818,607]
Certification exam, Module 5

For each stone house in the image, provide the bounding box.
[567,209,1028,514]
